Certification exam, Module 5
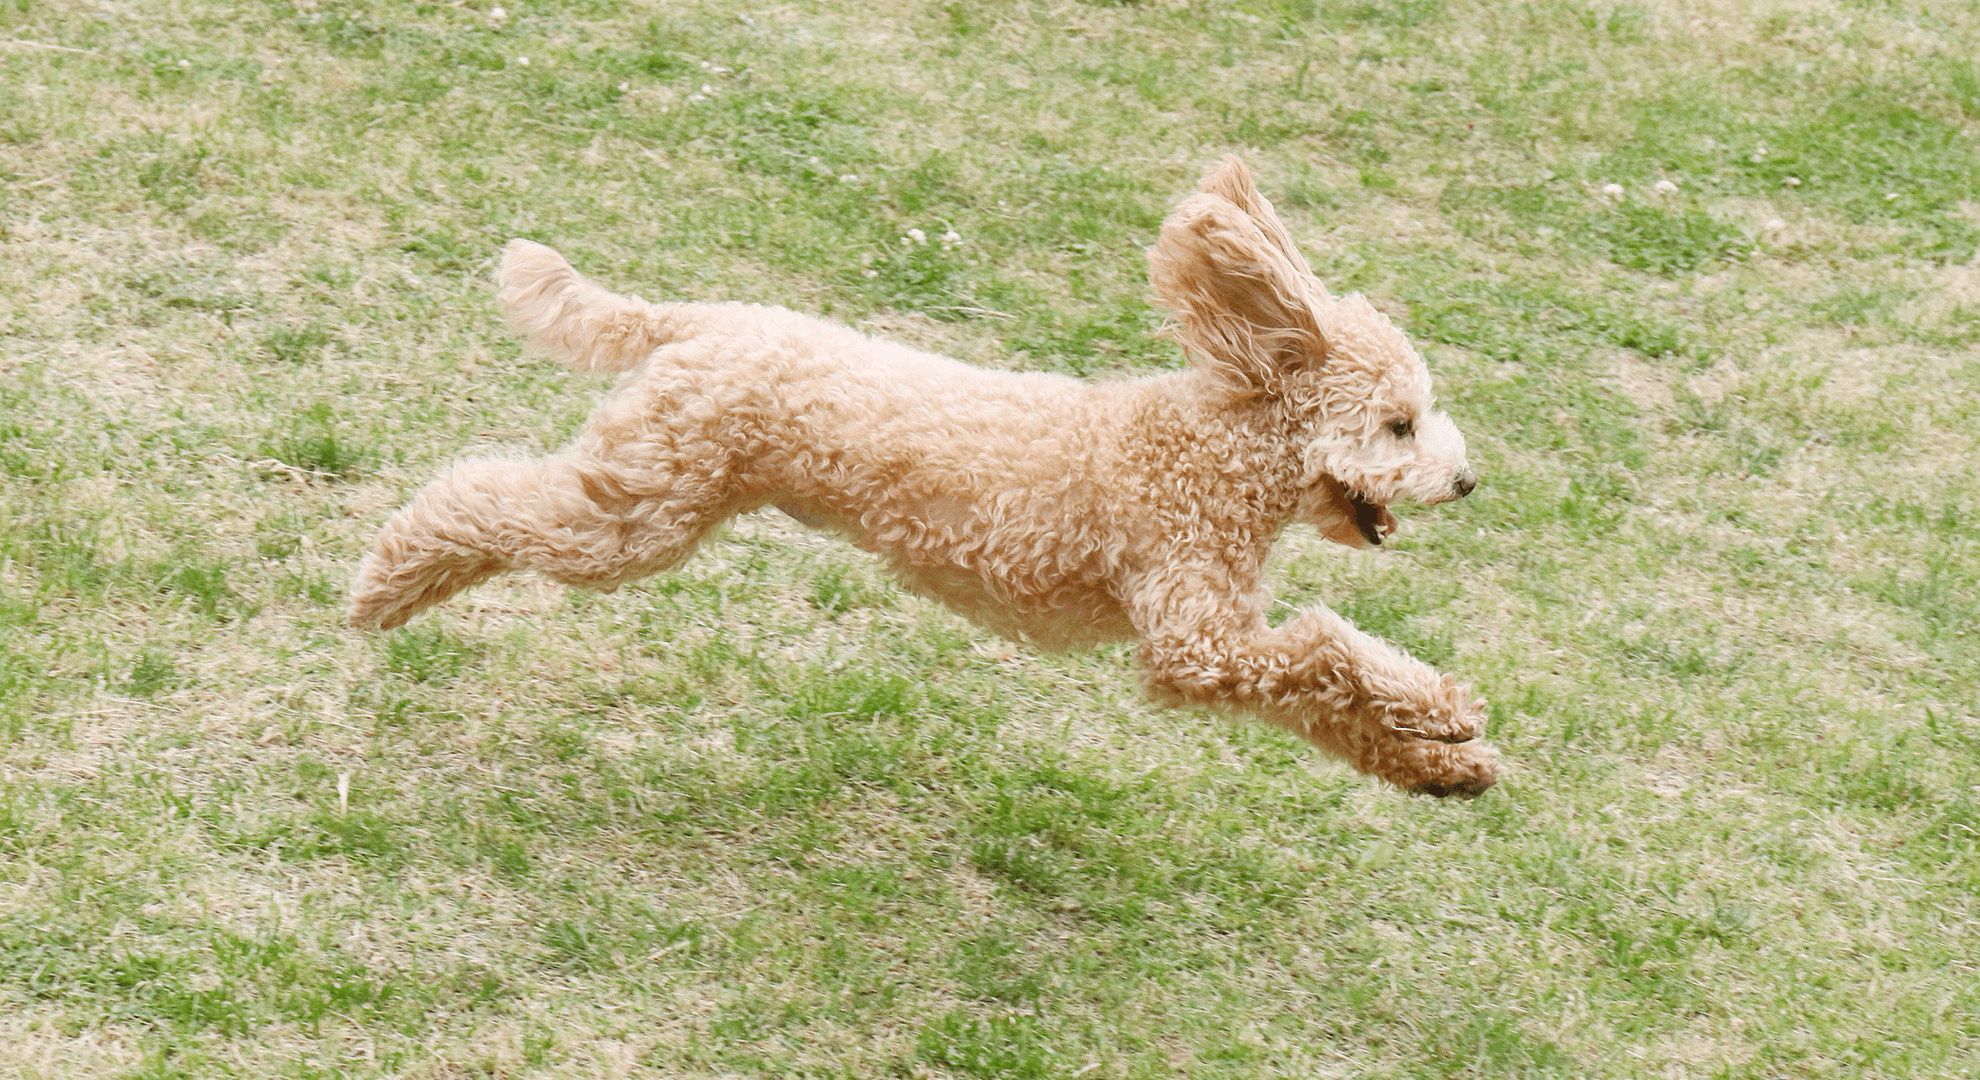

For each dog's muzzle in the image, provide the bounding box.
[1454,469,1478,499]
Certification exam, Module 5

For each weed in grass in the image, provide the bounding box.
[917,1009,1058,1080]
[132,140,209,213]
[397,231,483,274]
[259,403,371,480]
[953,927,1048,1005]
[862,232,1005,322]
[262,323,334,364]
[294,809,406,863]
[1593,201,1746,277]
[0,421,65,483]
[381,625,481,684]
[966,762,1147,903]
[153,551,237,620]
[123,648,179,697]
[542,918,609,972]
[1010,297,1168,375]
[476,830,534,881]
[806,561,874,614]
[744,723,917,813]
[253,511,305,560]
[779,664,918,722]
[14,515,115,598]
[1331,583,1458,668]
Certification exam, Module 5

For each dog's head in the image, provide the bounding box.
[1147,156,1476,548]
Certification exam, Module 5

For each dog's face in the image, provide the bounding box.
[1147,157,1476,548]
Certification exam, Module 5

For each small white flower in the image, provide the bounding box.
[1784,177,1801,187]
[490,5,506,20]
[686,93,706,104]
[838,174,859,183]
[699,60,712,69]
[699,83,714,95]
[1764,218,1786,231]
[862,269,879,278]
[1884,192,1900,201]
[941,230,961,245]
[515,56,530,66]
[1601,183,1624,199]
[617,82,629,92]
[178,58,191,68]
[906,228,927,245]
[1652,179,1678,195]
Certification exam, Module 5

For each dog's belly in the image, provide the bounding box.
[771,501,1134,652]
[887,561,1136,653]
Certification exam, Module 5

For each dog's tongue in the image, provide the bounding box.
[1351,494,1399,546]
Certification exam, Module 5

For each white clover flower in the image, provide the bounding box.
[515,56,530,66]
[862,269,879,278]
[941,230,961,245]
[1652,179,1677,195]
[1885,192,1900,201]
[699,83,714,95]
[490,5,506,20]
[906,228,927,245]
[617,82,629,92]
[1601,183,1624,199]
[838,174,859,183]
[1764,218,1785,231]
[1784,177,1801,187]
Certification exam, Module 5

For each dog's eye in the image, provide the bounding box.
[1387,419,1415,439]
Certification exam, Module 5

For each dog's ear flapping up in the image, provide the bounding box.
[1147,157,1334,395]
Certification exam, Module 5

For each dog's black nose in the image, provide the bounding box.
[1453,470,1478,498]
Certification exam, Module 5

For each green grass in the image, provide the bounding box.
[3,0,1980,1076]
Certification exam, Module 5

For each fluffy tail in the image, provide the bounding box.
[496,240,693,373]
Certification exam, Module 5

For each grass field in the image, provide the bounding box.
[3,0,1978,1076]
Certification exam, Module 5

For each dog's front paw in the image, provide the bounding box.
[1402,738,1499,798]
[1387,676,1486,744]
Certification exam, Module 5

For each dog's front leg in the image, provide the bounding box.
[1128,566,1497,796]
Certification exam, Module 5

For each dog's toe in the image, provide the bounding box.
[1408,775,1495,799]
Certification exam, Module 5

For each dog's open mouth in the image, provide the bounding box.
[1350,491,1400,546]
[1304,474,1402,549]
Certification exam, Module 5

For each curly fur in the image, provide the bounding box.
[349,157,1497,796]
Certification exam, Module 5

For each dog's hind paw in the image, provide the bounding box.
[347,588,416,632]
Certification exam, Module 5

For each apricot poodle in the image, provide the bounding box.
[349,157,1497,796]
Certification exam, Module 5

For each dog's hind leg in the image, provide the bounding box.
[347,454,728,630]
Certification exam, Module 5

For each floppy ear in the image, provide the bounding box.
[1194,155,1318,280]
[1147,163,1330,392]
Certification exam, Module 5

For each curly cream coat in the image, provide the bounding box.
[349,157,1498,796]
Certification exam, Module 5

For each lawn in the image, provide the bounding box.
[1,0,1977,1077]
